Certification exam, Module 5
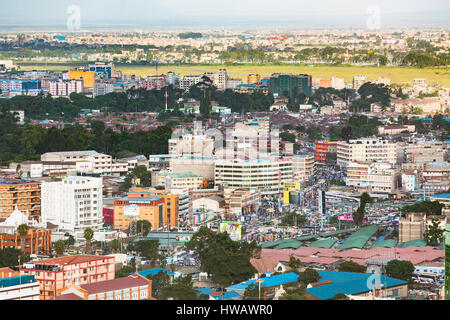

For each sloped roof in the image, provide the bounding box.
[134,268,175,278]
[339,225,378,249]
[401,239,427,248]
[226,272,300,292]
[308,238,338,249]
[305,270,407,300]
[371,239,397,249]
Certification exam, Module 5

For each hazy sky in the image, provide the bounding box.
[0,0,449,29]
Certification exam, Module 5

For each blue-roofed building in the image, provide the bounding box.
[431,193,450,208]
[210,290,242,300]
[304,270,408,300]
[134,268,176,283]
[0,275,40,300]
[226,272,300,296]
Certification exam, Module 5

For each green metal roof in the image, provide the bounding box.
[273,239,303,249]
[339,225,378,250]
[308,237,338,249]
[401,239,427,248]
[261,239,287,248]
[370,239,397,248]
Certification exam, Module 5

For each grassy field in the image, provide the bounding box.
[18,63,450,87]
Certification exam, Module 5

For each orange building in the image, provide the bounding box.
[0,179,41,219]
[319,79,332,88]
[0,267,19,279]
[247,74,261,85]
[55,273,155,300]
[130,187,179,230]
[68,70,95,87]
[20,255,115,300]
[0,228,52,255]
[315,140,338,163]
[113,187,179,231]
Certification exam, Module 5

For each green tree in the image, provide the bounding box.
[64,235,75,247]
[385,260,415,282]
[132,240,161,264]
[115,258,136,278]
[187,227,260,291]
[83,227,94,254]
[146,270,171,298]
[281,213,307,227]
[338,261,367,273]
[54,240,65,256]
[423,218,444,246]
[287,256,302,270]
[136,220,152,236]
[241,283,260,300]
[17,224,30,253]
[0,248,30,268]
[332,293,350,300]
[108,239,121,253]
[298,268,320,286]
[158,275,206,300]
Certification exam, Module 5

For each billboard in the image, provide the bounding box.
[283,182,301,205]
[123,204,139,218]
[220,221,242,241]
[318,189,326,216]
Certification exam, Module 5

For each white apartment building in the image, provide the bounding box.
[337,138,397,168]
[0,275,40,300]
[353,76,367,91]
[168,134,215,157]
[292,154,315,183]
[41,151,123,175]
[48,79,83,97]
[346,161,400,194]
[331,77,345,90]
[204,69,228,90]
[94,82,114,97]
[41,176,103,239]
[180,75,203,90]
[214,158,294,198]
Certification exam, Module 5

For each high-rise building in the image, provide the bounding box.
[337,138,397,168]
[315,141,338,164]
[215,158,294,198]
[0,179,41,219]
[270,73,312,99]
[165,72,181,88]
[41,176,104,239]
[68,70,95,88]
[48,79,83,97]
[353,75,367,91]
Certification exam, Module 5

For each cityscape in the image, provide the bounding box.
[0,0,450,306]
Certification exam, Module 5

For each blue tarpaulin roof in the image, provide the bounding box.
[226,272,300,291]
[134,268,175,278]
[305,270,406,300]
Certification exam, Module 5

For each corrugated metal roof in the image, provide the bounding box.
[308,238,338,249]
[371,239,397,249]
[226,272,299,291]
[135,268,175,277]
[305,270,407,300]
[339,225,378,249]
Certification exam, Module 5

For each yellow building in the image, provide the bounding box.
[247,74,261,85]
[69,70,95,88]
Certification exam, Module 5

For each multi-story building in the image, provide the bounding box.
[337,138,397,168]
[180,75,203,90]
[247,74,261,85]
[399,213,426,243]
[270,73,312,99]
[68,70,95,88]
[169,157,216,181]
[56,273,153,300]
[41,176,103,239]
[331,77,345,90]
[0,79,41,96]
[94,82,114,97]
[353,75,367,91]
[40,151,118,175]
[156,172,204,190]
[292,154,315,182]
[215,158,294,198]
[315,141,338,164]
[89,62,114,79]
[0,179,41,219]
[423,162,450,184]
[346,161,400,194]
[0,227,52,255]
[223,188,261,216]
[204,69,228,90]
[0,275,40,300]
[139,74,166,90]
[113,193,165,231]
[168,134,215,157]
[165,71,180,88]
[21,255,115,300]
[48,79,83,97]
